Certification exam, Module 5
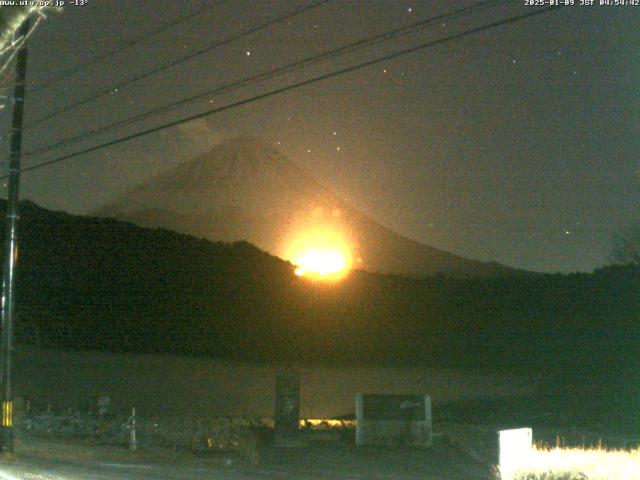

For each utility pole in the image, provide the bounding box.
[0,16,30,453]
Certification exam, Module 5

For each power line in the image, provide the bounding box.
[7,5,561,179]
[23,0,334,129]
[29,1,228,93]
[18,4,560,174]
[0,8,50,96]
[23,0,505,159]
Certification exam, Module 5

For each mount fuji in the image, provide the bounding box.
[97,137,521,278]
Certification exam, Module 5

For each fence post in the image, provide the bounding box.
[129,407,137,451]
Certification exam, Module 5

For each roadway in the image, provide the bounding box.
[0,443,492,480]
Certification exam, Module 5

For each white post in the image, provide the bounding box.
[129,407,137,451]
[499,427,532,479]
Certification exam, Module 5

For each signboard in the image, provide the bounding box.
[361,394,427,420]
[356,394,432,446]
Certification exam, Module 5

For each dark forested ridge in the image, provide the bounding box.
[4,200,639,373]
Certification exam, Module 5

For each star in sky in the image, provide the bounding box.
[15,0,638,273]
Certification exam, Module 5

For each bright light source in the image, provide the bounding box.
[501,444,640,480]
[283,225,354,281]
[499,428,533,479]
[294,249,347,278]
[299,418,355,429]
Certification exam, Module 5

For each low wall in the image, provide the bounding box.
[13,345,538,418]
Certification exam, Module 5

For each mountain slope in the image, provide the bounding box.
[2,200,638,373]
[97,137,522,278]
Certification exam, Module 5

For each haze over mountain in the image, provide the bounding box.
[98,137,521,278]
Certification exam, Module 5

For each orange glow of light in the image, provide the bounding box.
[294,249,348,278]
[285,227,353,281]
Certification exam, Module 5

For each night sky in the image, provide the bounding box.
[1,0,638,273]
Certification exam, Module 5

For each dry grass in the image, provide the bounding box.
[500,445,640,480]
[181,418,262,465]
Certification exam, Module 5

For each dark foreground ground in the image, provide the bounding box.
[0,433,493,480]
